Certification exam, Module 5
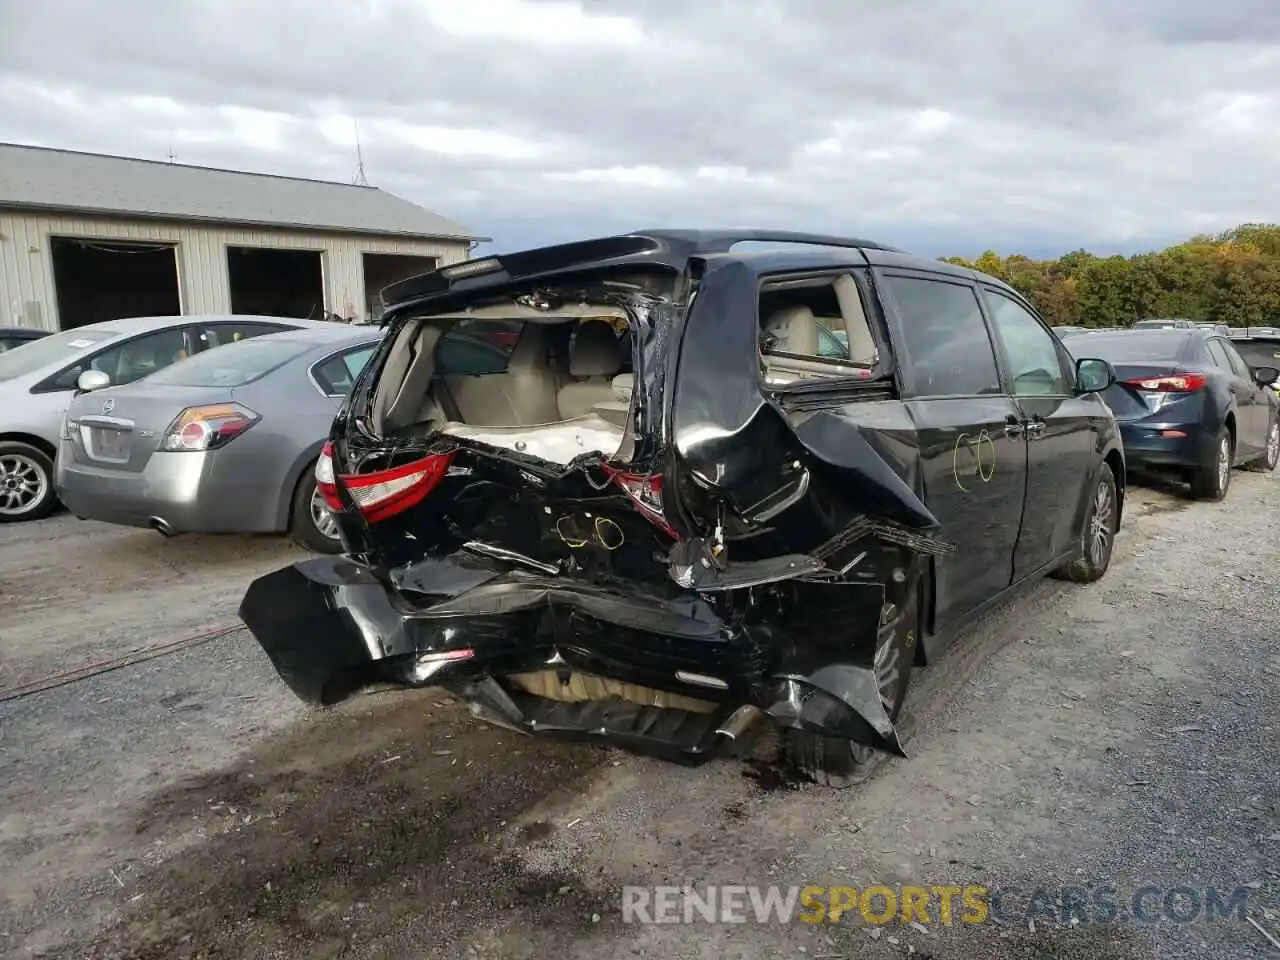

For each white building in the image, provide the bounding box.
[0,143,483,330]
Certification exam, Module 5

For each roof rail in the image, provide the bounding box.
[633,228,906,255]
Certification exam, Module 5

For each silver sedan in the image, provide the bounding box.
[55,325,383,553]
[0,313,327,522]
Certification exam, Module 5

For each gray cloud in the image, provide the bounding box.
[1,0,1276,256]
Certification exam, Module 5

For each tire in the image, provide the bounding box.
[0,441,58,523]
[1245,416,1279,473]
[288,466,343,554]
[1189,426,1232,501]
[1050,464,1119,584]
[782,589,918,789]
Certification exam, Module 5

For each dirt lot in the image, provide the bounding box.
[1,476,1278,960]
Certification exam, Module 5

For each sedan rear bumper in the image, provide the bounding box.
[238,553,910,759]
[1116,420,1214,471]
[55,442,283,533]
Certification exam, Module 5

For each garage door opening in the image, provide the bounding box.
[227,247,325,318]
[362,253,438,319]
[50,238,181,330]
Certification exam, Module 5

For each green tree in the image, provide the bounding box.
[942,222,1280,328]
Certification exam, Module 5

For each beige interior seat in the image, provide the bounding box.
[556,320,624,419]
[764,305,823,356]
[444,323,562,426]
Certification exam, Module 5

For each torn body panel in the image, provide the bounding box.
[238,544,914,760]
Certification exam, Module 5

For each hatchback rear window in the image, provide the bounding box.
[147,338,309,387]
[1072,331,1192,362]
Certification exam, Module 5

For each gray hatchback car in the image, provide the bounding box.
[56,325,385,552]
[0,314,324,522]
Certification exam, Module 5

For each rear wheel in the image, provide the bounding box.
[1051,464,1119,583]
[0,441,58,523]
[1245,417,1279,473]
[783,598,917,789]
[289,467,342,554]
[1189,426,1232,501]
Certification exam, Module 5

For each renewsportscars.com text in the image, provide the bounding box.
[621,883,1253,926]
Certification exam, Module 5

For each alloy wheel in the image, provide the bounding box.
[847,618,907,763]
[309,488,340,540]
[0,453,48,517]
[1268,422,1279,469]
[1217,436,1231,493]
[1088,478,1114,567]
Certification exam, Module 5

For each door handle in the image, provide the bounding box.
[1003,416,1024,439]
[1026,419,1046,440]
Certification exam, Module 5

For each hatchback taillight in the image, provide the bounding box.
[316,441,454,524]
[601,464,680,539]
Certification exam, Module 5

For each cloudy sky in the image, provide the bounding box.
[2,0,1278,258]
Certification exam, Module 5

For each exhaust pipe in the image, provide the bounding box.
[715,704,764,741]
[149,516,176,538]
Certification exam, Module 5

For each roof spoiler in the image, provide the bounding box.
[379,229,903,311]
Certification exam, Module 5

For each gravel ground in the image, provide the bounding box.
[0,474,1277,960]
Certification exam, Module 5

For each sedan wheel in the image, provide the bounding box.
[289,467,344,554]
[0,442,58,522]
[1190,428,1232,501]
[310,488,340,541]
[1248,419,1279,473]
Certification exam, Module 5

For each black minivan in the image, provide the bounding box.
[240,230,1125,787]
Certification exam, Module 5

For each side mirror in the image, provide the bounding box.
[1075,357,1115,394]
[1253,365,1279,387]
[76,369,111,393]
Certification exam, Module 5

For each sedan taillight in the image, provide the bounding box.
[160,403,259,451]
[1123,374,1207,393]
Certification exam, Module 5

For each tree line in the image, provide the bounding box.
[940,223,1280,328]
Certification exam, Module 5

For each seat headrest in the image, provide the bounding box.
[569,319,623,377]
[764,305,821,357]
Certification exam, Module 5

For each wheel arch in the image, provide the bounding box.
[0,432,57,460]
[278,440,327,530]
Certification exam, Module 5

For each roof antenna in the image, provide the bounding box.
[166,144,177,163]
[352,118,369,185]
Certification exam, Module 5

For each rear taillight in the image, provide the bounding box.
[601,464,680,539]
[160,403,259,451]
[315,442,341,511]
[1124,374,1207,393]
[322,445,454,524]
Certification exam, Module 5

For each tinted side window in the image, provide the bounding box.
[881,275,1002,397]
[1206,339,1233,372]
[47,327,193,390]
[199,322,290,349]
[437,328,516,376]
[983,290,1069,396]
[312,345,378,396]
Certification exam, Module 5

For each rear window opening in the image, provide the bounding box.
[757,273,880,386]
[1234,341,1280,368]
[368,299,640,467]
[146,337,308,388]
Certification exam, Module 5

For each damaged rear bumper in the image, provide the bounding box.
[239,553,909,760]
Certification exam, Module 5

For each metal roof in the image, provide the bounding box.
[0,142,483,241]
